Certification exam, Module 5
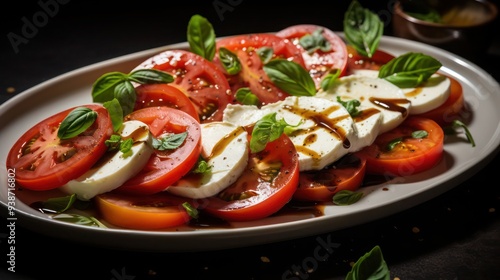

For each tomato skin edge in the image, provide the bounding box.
[416,75,465,126]
[6,104,113,191]
[293,155,367,202]
[355,117,444,177]
[95,192,193,230]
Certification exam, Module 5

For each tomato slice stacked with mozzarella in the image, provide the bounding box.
[7,104,113,190]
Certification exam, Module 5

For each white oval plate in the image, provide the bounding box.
[1,35,500,252]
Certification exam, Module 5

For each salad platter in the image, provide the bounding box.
[1,33,500,252]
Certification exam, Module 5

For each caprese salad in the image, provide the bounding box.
[5,0,474,230]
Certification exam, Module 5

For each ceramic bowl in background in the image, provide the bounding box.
[392,0,498,62]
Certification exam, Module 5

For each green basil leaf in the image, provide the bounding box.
[187,14,216,61]
[411,130,428,139]
[42,194,76,213]
[128,69,173,84]
[257,47,274,64]
[103,98,123,132]
[378,52,442,88]
[250,113,299,153]
[92,72,128,103]
[219,47,242,75]
[320,68,341,91]
[191,156,212,174]
[299,28,331,54]
[263,59,316,96]
[114,81,136,116]
[105,134,122,151]
[58,107,98,139]
[343,0,383,58]
[345,245,390,280]
[386,137,403,151]
[119,138,134,157]
[448,120,476,147]
[53,213,107,228]
[332,190,363,205]
[337,96,362,117]
[235,87,261,106]
[152,132,188,151]
[182,202,199,219]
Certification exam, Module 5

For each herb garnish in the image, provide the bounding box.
[343,0,383,58]
[187,14,216,61]
[57,107,97,140]
[378,52,442,88]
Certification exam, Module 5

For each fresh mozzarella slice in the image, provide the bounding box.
[60,120,154,200]
[317,74,411,134]
[166,122,249,199]
[224,96,356,171]
[348,107,383,153]
[350,69,451,115]
[402,74,451,114]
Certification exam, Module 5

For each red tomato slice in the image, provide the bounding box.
[214,33,306,105]
[345,44,395,75]
[115,106,202,195]
[355,116,444,177]
[134,83,200,122]
[6,104,113,190]
[293,153,366,202]
[276,24,349,88]
[96,192,195,230]
[135,49,233,123]
[203,126,300,222]
[416,75,465,126]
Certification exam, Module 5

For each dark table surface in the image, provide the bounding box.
[1,1,499,279]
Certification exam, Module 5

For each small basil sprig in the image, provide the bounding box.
[105,135,134,156]
[250,113,300,153]
[187,14,216,61]
[42,194,77,213]
[92,69,173,117]
[191,156,212,174]
[444,119,476,147]
[235,87,260,106]
[263,59,316,97]
[343,0,383,58]
[386,130,428,151]
[332,190,363,205]
[57,107,97,139]
[257,47,274,64]
[219,47,241,75]
[337,96,362,117]
[182,202,199,219]
[320,68,341,92]
[378,52,442,88]
[152,132,188,151]
[345,245,390,280]
[53,213,107,228]
[299,28,331,54]
[102,98,124,132]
